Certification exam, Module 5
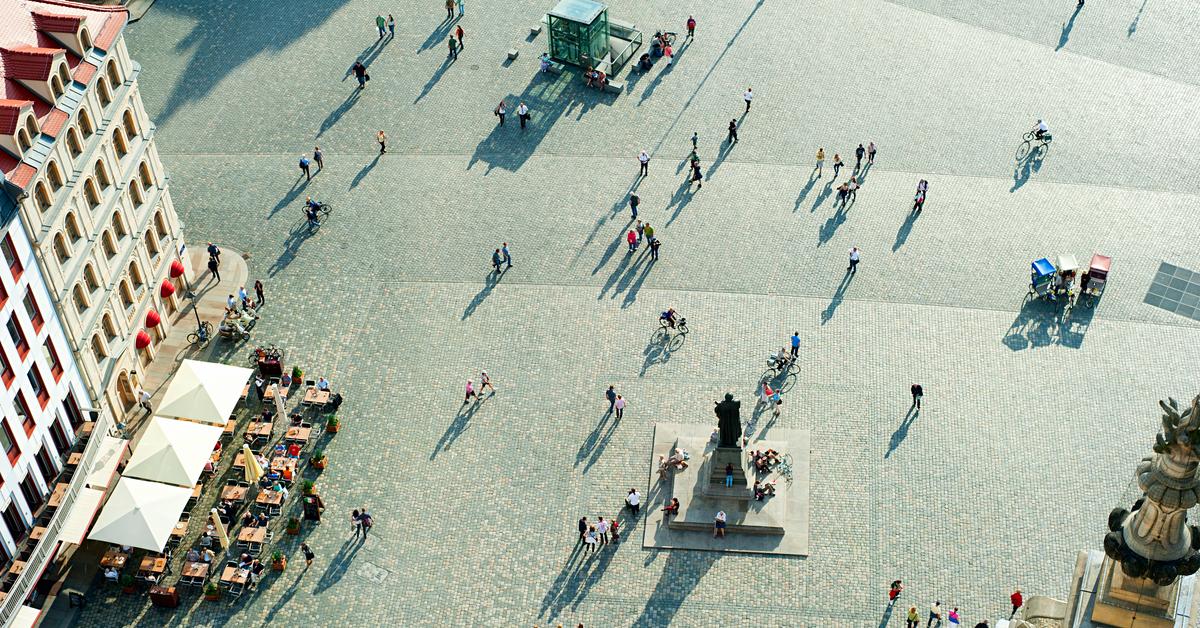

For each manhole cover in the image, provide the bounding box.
[1146,262,1200,321]
[357,561,390,584]
[470,64,480,70]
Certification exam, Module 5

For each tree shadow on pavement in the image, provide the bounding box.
[462,270,504,319]
[631,552,719,627]
[892,206,921,251]
[575,411,619,473]
[430,398,484,460]
[885,406,919,458]
[820,270,854,324]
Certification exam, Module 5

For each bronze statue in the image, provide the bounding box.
[714,393,742,448]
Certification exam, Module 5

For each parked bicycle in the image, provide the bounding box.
[248,344,284,364]
[186,321,213,346]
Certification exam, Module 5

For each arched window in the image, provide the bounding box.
[94,159,111,189]
[111,212,128,239]
[53,233,71,264]
[51,75,65,100]
[78,109,94,138]
[154,211,169,241]
[66,128,82,157]
[122,110,138,138]
[73,284,89,314]
[105,62,120,87]
[128,181,143,207]
[91,333,106,361]
[17,129,32,153]
[128,260,144,288]
[65,212,83,242]
[144,230,159,257]
[83,178,101,209]
[101,230,117,259]
[113,128,128,158]
[102,314,117,341]
[46,161,64,191]
[138,162,153,189]
[84,264,100,292]
[34,182,53,213]
[97,77,112,108]
[80,28,92,50]
[24,117,37,140]
[58,64,70,87]
[120,280,134,309]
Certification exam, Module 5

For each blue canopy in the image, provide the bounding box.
[1032,258,1055,278]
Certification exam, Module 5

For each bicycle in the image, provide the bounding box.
[775,453,794,485]
[248,344,284,364]
[658,316,688,335]
[766,352,799,376]
[186,321,213,346]
[1016,131,1052,161]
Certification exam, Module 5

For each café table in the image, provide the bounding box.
[138,556,167,577]
[48,483,69,508]
[220,565,249,586]
[100,550,128,569]
[8,561,26,577]
[246,422,272,441]
[303,388,331,405]
[181,561,209,583]
[220,485,248,502]
[67,452,83,466]
[284,426,311,444]
[29,527,46,542]
[171,519,188,540]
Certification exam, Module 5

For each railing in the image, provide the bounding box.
[0,410,113,625]
[607,22,643,73]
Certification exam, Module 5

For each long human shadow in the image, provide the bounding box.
[417,15,460,54]
[1056,3,1084,51]
[139,0,341,125]
[1010,148,1045,192]
[462,269,504,319]
[268,222,317,277]
[349,154,381,190]
[317,88,363,138]
[269,175,309,217]
[414,56,454,103]
[885,407,919,458]
[1129,0,1147,36]
[639,333,674,377]
[636,59,674,106]
[631,551,719,627]
[468,72,613,174]
[620,257,655,308]
[817,204,849,247]
[572,178,639,271]
[703,113,745,182]
[820,270,854,324]
[794,171,818,211]
[593,228,635,285]
[431,399,484,460]
[575,411,619,473]
[357,36,390,70]
[810,179,834,212]
[311,537,365,595]
[598,243,638,298]
[892,206,921,251]
[664,177,696,226]
[539,539,619,621]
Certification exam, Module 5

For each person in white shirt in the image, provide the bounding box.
[595,517,609,545]
[138,388,152,413]
[626,488,641,516]
[743,87,753,112]
[1035,119,1049,139]
[516,102,530,130]
[848,247,861,273]
[316,377,330,391]
[638,150,650,176]
[104,567,120,581]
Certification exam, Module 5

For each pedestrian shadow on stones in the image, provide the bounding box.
[636,59,675,107]
[268,223,316,277]
[1129,0,1146,36]
[794,171,818,212]
[892,206,921,251]
[599,247,646,300]
[817,203,850,247]
[414,56,455,103]
[468,72,612,174]
[878,603,896,628]
[417,15,459,54]
[261,566,304,625]
[431,399,483,459]
[311,537,366,595]
[593,227,635,282]
[620,256,656,309]
[349,154,382,190]
[538,538,619,621]
[269,175,310,218]
[1056,3,1084,51]
[574,177,640,271]
[664,177,696,226]
[630,551,719,627]
[810,179,834,213]
[1011,145,1045,192]
[885,406,919,458]
[462,270,503,319]
[575,411,619,473]
[821,270,854,325]
[316,88,363,139]
[353,38,390,77]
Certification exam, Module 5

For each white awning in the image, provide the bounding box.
[85,436,128,490]
[10,606,41,628]
[123,417,221,487]
[56,486,106,546]
[156,360,253,425]
[87,477,191,552]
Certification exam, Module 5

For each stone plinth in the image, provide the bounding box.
[1052,550,1200,627]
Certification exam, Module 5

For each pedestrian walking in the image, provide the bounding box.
[714,510,727,538]
[725,463,734,487]
[790,332,800,356]
[727,118,738,144]
[517,102,530,130]
[690,131,698,150]
[455,25,464,49]
[868,141,876,164]
[491,248,503,272]
[1010,589,1023,619]
[377,130,387,154]
[836,182,849,207]
[254,279,264,305]
[207,256,220,282]
[358,509,373,535]
[643,223,654,243]
[638,149,650,176]
[743,87,753,112]
[352,60,368,89]
[906,606,920,628]
[207,242,221,262]
[649,237,660,261]
[888,580,904,605]
[138,387,152,413]
[914,179,928,212]
[928,601,943,627]
[635,220,644,244]
[463,379,477,404]
[351,509,363,537]
[494,100,505,125]
[479,371,494,394]
[772,390,782,418]
[627,229,637,252]
[301,543,315,568]
[629,193,639,219]
[814,147,825,176]
[605,385,617,413]
[686,15,696,39]
[615,395,625,419]
[610,517,620,543]
[690,162,702,189]
[911,383,923,409]
[626,488,641,516]
[375,14,386,39]
[457,0,464,15]
[577,516,588,543]
[584,525,598,554]
[445,0,455,20]
[596,517,609,545]
[855,143,865,169]
[448,36,458,59]
[948,608,961,625]
[501,242,513,268]
[387,14,396,37]
[833,153,843,177]
[847,176,860,202]
[848,246,861,273]
[299,155,311,181]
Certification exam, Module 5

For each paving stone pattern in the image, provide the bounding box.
[73,0,1200,625]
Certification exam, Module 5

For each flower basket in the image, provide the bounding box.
[204,583,220,601]
[311,450,327,470]
[286,516,301,535]
[301,480,315,496]
[120,574,136,594]
[325,415,340,434]
[271,550,287,571]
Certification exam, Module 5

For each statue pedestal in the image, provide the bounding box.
[641,423,809,556]
[1038,550,1200,627]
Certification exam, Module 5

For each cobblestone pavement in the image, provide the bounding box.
[73,0,1200,626]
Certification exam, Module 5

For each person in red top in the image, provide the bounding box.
[287,443,301,459]
[686,16,696,39]
[1010,588,1023,619]
[627,229,637,252]
[888,580,904,605]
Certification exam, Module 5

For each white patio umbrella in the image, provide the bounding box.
[87,477,192,552]
[210,508,230,548]
[123,417,223,487]
[272,383,287,418]
[157,359,253,425]
[241,444,264,484]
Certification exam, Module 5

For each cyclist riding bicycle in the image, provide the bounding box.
[304,196,321,228]
[1034,119,1049,140]
[660,308,678,329]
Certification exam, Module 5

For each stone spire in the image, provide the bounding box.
[1105,395,1200,585]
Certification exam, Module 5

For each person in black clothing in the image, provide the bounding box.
[577,516,588,544]
[855,143,865,169]
[911,383,923,409]
[727,119,738,144]
[352,61,368,89]
[207,257,220,282]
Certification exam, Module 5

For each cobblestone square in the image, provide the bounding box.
[72,0,1200,625]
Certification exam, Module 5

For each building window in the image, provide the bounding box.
[90,334,106,363]
[66,128,82,157]
[53,234,70,265]
[51,75,65,100]
[35,447,56,485]
[21,473,44,513]
[78,108,94,138]
[106,62,120,87]
[102,314,117,342]
[128,260,144,288]
[16,391,35,433]
[0,421,20,465]
[84,265,99,293]
[27,368,49,409]
[48,418,70,455]
[46,161,64,191]
[120,280,133,309]
[139,162,153,189]
[73,284,89,314]
[154,212,169,241]
[97,77,112,108]
[7,315,29,359]
[0,347,12,388]
[65,212,83,243]
[80,27,92,51]
[2,502,27,542]
[128,181,144,207]
[43,338,62,381]
[113,128,129,159]
[94,159,111,189]
[122,110,138,138]
[63,391,83,427]
[83,178,101,210]
[145,230,159,257]
[34,182,52,213]
[17,129,32,154]
[101,230,117,259]
[22,289,43,332]
[1,235,21,278]
[112,212,128,239]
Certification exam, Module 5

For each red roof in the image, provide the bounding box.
[0,99,32,135]
[0,46,62,82]
[71,60,94,84]
[40,108,67,137]
[31,10,84,34]
[8,163,36,189]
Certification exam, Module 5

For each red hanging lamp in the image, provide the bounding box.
[135,330,152,350]
[159,279,175,298]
